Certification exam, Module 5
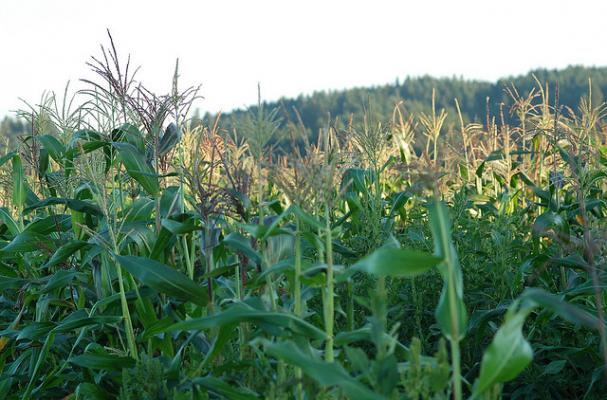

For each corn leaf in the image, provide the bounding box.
[472,302,534,397]
[115,255,208,306]
[352,247,442,278]
[112,142,159,196]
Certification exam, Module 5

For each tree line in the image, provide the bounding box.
[3,65,606,151]
[193,65,607,145]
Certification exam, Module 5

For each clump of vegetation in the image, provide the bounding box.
[0,33,606,399]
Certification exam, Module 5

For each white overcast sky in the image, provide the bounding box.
[2,0,607,118]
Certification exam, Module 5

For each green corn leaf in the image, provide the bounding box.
[52,313,122,333]
[41,270,87,293]
[165,305,326,340]
[192,376,259,400]
[262,340,385,400]
[388,191,411,217]
[75,383,109,400]
[161,218,199,235]
[150,226,175,261]
[0,207,21,235]
[0,351,30,398]
[111,123,145,152]
[533,211,569,237]
[22,331,56,398]
[38,134,66,164]
[522,288,600,329]
[428,200,468,341]
[43,241,91,269]
[112,142,159,196]
[71,208,86,240]
[115,255,208,306]
[69,128,102,145]
[158,123,183,157]
[0,275,28,290]
[334,326,410,355]
[472,301,535,397]
[0,151,17,168]
[435,286,469,341]
[69,353,136,371]
[222,232,261,263]
[1,231,53,253]
[289,204,325,230]
[23,197,103,216]
[23,214,72,234]
[39,147,49,176]
[25,183,40,207]
[352,247,442,278]
[200,324,238,367]
[123,197,155,222]
[248,259,293,288]
[16,321,56,341]
[240,222,291,240]
[549,255,591,271]
[541,360,567,376]
[12,155,26,209]
[516,172,552,205]
[159,185,183,218]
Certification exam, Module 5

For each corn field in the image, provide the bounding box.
[0,36,606,399]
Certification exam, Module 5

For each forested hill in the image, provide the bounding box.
[193,65,607,137]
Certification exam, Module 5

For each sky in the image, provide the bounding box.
[2,0,607,118]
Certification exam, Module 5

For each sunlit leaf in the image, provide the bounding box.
[352,247,441,278]
[472,301,534,397]
[428,200,468,341]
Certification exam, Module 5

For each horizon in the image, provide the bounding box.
[3,0,607,119]
[2,64,603,121]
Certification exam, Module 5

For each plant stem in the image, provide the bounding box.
[181,234,193,279]
[433,196,462,400]
[111,252,138,360]
[107,237,138,360]
[324,205,334,362]
[294,217,303,317]
[346,280,354,331]
[204,224,215,311]
[294,217,304,400]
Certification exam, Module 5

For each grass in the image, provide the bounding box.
[0,34,606,399]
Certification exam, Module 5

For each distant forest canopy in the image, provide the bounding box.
[192,65,607,144]
[2,65,607,149]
